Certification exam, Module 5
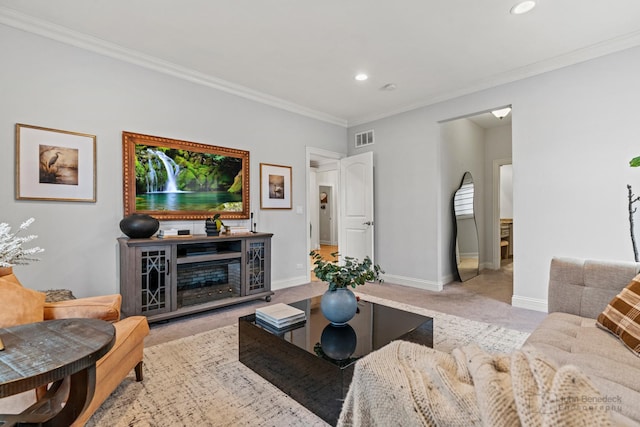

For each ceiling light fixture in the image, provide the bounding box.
[510,1,536,15]
[354,73,369,81]
[491,107,512,119]
[381,83,397,91]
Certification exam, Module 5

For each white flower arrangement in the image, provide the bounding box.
[0,218,44,267]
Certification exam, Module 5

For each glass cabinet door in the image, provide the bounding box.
[137,246,171,315]
[245,239,271,295]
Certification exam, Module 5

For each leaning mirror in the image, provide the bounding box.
[453,172,479,281]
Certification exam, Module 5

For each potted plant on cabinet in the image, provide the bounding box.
[310,250,383,325]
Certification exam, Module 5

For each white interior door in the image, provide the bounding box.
[339,151,374,262]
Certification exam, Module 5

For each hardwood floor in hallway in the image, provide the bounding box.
[309,244,338,281]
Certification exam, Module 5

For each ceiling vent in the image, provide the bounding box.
[355,130,374,148]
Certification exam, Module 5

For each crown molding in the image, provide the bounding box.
[4,6,640,130]
[0,6,348,128]
[347,30,640,127]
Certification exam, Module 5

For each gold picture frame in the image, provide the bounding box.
[122,132,250,220]
[260,163,292,209]
[16,124,97,202]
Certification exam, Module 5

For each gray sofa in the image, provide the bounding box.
[525,257,640,425]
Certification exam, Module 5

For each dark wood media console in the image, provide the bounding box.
[118,233,273,322]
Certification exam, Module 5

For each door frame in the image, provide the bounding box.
[492,158,512,270]
[306,147,344,282]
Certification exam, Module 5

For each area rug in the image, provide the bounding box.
[87,295,530,426]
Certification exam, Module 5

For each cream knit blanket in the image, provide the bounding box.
[338,342,613,427]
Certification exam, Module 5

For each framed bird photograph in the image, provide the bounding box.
[15,124,96,202]
[260,163,292,209]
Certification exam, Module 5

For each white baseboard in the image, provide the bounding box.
[382,273,443,292]
[512,295,548,312]
[440,273,455,285]
[271,275,308,290]
[479,262,494,271]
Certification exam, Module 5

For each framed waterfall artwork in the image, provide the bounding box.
[15,123,97,202]
[260,163,292,209]
[122,132,250,220]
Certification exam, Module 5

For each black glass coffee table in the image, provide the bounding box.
[239,296,433,425]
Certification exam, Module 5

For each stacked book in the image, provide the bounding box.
[158,229,192,238]
[229,226,251,235]
[255,303,306,332]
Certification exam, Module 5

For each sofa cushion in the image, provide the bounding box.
[548,258,640,318]
[44,294,122,323]
[525,312,640,422]
[596,275,640,355]
[0,274,46,328]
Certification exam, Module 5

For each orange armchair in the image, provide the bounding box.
[0,269,149,426]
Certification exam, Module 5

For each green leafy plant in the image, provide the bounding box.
[310,250,384,291]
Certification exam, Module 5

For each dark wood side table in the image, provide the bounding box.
[0,318,115,426]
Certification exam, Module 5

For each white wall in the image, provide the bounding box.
[484,125,512,267]
[0,24,346,296]
[500,165,513,218]
[349,45,640,311]
[440,119,485,281]
[5,22,640,312]
[309,168,320,250]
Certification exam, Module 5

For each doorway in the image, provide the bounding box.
[442,107,513,301]
[307,149,341,281]
[319,186,336,245]
[306,147,375,282]
[498,164,513,266]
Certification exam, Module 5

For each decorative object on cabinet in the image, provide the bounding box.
[452,172,479,281]
[260,163,292,209]
[118,233,273,322]
[122,131,250,220]
[119,213,160,239]
[205,213,223,236]
[16,124,96,202]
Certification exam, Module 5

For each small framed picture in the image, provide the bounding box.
[16,124,96,202]
[260,163,292,209]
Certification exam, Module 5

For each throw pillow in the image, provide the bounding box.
[0,275,46,328]
[596,274,640,355]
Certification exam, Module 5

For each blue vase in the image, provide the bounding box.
[320,324,357,360]
[320,287,358,326]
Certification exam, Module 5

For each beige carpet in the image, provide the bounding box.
[87,295,530,426]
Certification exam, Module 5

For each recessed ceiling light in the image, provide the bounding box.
[381,83,397,91]
[354,73,369,81]
[510,1,536,15]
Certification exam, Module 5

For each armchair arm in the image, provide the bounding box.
[44,294,122,323]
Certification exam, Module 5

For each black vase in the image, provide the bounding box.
[120,214,159,238]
